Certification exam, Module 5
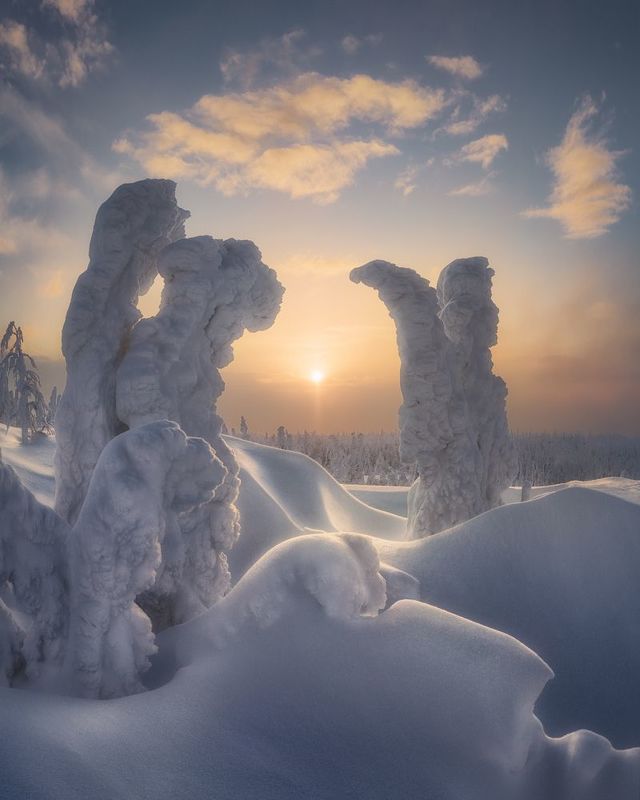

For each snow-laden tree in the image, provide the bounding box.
[1,420,226,698]
[116,236,284,627]
[66,421,225,698]
[437,258,516,509]
[47,386,60,427]
[350,258,515,536]
[54,179,189,525]
[351,261,482,535]
[0,322,50,443]
[0,460,69,684]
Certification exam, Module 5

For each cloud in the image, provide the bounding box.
[341,33,382,55]
[115,72,447,203]
[220,29,321,89]
[428,55,484,80]
[0,0,113,88]
[244,140,397,203]
[341,35,360,55]
[441,93,506,136]
[448,173,495,196]
[522,96,632,239]
[0,21,44,79]
[454,133,508,169]
[394,164,421,196]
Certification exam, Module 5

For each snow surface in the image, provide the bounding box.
[1,429,640,798]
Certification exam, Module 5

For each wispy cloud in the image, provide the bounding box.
[0,21,44,79]
[522,96,632,238]
[440,93,506,136]
[448,172,495,196]
[341,33,383,55]
[220,29,321,89]
[427,54,484,80]
[394,164,421,196]
[0,0,113,88]
[115,72,447,203]
[452,133,508,169]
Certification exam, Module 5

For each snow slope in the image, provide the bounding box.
[2,429,640,798]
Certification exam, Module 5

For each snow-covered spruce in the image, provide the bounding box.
[437,257,516,509]
[0,461,69,684]
[350,260,484,536]
[54,179,189,526]
[65,421,225,698]
[116,236,284,627]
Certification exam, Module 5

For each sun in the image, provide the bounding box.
[309,369,325,384]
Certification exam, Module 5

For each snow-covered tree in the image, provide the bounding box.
[0,322,50,443]
[350,258,515,536]
[115,235,284,626]
[437,258,516,508]
[0,460,70,684]
[54,179,189,525]
[1,418,227,697]
[239,415,249,439]
[66,421,225,697]
[47,386,60,426]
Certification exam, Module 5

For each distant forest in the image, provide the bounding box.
[231,426,640,486]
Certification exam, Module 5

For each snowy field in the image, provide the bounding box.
[2,426,640,799]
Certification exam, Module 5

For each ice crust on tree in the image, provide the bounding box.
[115,235,284,626]
[66,421,225,698]
[350,257,515,536]
[54,179,189,525]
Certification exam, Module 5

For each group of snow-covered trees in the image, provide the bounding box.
[1,179,284,696]
[1,176,528,698]
[0,321,58,443]
[253,428,640,486]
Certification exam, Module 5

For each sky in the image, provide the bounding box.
[0,0,638,434]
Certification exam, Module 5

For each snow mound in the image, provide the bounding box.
[378,486,640,747]
[226,435,407,577]
[2,531,638,800]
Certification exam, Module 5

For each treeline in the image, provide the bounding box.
[237,426,640,486]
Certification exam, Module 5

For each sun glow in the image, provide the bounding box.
[309,369,325,384]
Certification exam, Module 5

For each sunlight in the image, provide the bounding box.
[309,369,325,384]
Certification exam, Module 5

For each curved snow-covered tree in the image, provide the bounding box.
[66,421,225,698]
[350,261,482,536]
[351,258,514,536]
[437,257,516,508]
[54,179,189,525]
[116,236,284,626]
[0,322,50,443]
